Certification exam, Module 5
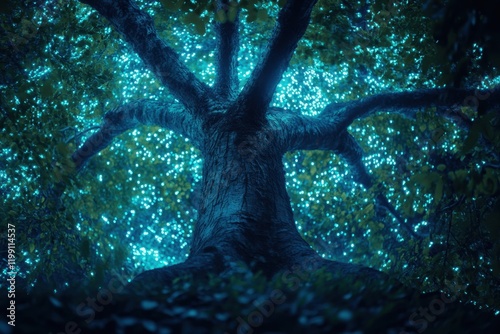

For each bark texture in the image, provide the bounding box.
[74,0,500,291]
[214,0,240,101]
[80,0,211,114]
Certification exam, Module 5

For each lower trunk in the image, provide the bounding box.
[189,124,316,275]
[128,120,393,291]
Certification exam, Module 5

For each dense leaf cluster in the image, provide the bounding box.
[5,266,500,333]
[1,0,500,322]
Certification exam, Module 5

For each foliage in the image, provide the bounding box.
[6,264,500,333]
[1,0,500,318]
[424,0,500,86]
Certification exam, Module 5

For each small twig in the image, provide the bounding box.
[376,194,429,238]
[442,213,452,282]
[65,125,100,143]
[59,126,76,133]
[483,162,500,169]
[438,195,465,213]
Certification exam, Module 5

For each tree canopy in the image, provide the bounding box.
[1,0,500,329]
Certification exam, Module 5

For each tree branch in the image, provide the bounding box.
[278,87,499,237]
[214,0,239,101]
[276,87,500,153]
[333,131,372,186]
[61,125,100,144]
[231,0,318,123]
[270,107,439,238]
[71,100,198,171]
[333,132,427,238]
[321,87,500,131]
[268,108,326,151]
[79,0,211,114]
[275,87,500,236]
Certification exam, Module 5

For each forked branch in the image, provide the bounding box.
[214,0,240,100]
[321,87,500,131]
[231,0,318,123]
[72,100,197,171]
[277,87,500,152]
[79,0,211,114]
[333,133,428,238]
[273,86,500,238]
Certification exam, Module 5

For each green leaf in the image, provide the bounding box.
[183,12,198,24]
[183,12,206,35]
[246,7,257,22]
[409,172,428,187]
[194,19,206,35]
[483,207,500,238]
[461,120,481,153]
[40,82,55,98]
[227,2,239,22]
[80,237,91,259]
[56,142,70,155]
[436,164,446,171]
[479,112,497,142]
[363,203,374,214]
[215,9,227,23]
[159,0,182,11]
[434,178,443,204]
[256,8,268,21]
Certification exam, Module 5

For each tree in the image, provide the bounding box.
[1,0,500,329]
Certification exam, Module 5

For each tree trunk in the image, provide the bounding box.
[75,0,441,293]
[127,113,392,293]
[191,115,316,274]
